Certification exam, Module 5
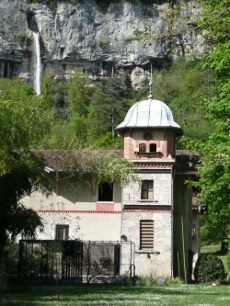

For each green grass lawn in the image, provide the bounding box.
[0,283,230,306]
[0,244,228,305]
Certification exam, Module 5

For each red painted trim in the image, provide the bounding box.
[96,203,114,212]
[123,205,171,212]
[123,209,171,213]
[36,210,121,214]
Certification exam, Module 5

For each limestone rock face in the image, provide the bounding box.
[0,0,204,87]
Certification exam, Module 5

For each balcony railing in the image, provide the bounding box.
[134,151,163,158]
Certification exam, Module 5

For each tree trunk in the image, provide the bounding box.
[221,241,228,254]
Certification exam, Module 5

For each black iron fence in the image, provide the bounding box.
[82,241,120,283]
[15,240,134,283]
[18,240,83,281]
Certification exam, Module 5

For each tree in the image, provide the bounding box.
[151,57,217,142]
[187,0,230,246]
[46,149,139,189]
[40,69,95,149]
[88,74,133,148]
[0,78,53,264]
[66,69,94,117]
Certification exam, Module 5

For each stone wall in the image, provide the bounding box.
[121,170,173,276]
[122,172,172,206]
[121,210,172,276]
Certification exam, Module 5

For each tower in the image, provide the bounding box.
[116,96,183,277]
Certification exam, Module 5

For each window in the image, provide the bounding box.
[149,143,157,152]
[98,182,113,202]
[141,180,153,200]
[55,225,69,240]
[140,220,154,250]
[143,132,151,141]
[139,143,146,152]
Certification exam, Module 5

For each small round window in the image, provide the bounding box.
[143,132,152,141]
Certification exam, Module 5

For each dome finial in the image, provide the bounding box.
[148,64,153,100]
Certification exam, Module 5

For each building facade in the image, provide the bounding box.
[21,97,201,282]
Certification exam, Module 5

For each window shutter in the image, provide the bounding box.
[139,143,146,153]
[140,220,154,249]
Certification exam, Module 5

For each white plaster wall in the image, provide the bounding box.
[35,211,121,241]
[22,191,97,211]
[21,180,122,242]
[22,178,121,211]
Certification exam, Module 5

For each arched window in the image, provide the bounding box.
[150,143,157,152]
[139,143,146,152]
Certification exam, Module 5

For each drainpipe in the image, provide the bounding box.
[120,182,124,275]
[171,132,178,278]
[171,168,174,278]
[171,131,180,278]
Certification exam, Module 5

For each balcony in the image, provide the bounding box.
[134,151,163,158]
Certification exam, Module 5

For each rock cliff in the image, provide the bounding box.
[0,0,205,88]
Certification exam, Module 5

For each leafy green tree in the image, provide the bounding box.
[0,78,52,264]
[152,57,216,141]
[66,69,94,117]
[41,68,53,105]
[40,69,95,149]
[50,149,139,188]
[88,74,133,148]
[63,69,95,146]
[187,0,230,246]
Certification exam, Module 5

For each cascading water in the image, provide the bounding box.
[33,32,41,95]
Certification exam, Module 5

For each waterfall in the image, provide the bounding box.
[33,32,41,95]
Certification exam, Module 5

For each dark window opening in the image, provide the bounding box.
[61,63,66,71]
[150,143,157,152]
[139,143,146,153]
[98,182,113,201]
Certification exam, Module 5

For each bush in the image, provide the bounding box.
[194,254,225,283]
[227,250,230,273]
[17,34,27,46]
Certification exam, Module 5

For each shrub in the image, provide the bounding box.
[165,277,184,286]
[17,34,27,46]
[227,249,230,273]
[98,40,109,49]
[194,254,225,283]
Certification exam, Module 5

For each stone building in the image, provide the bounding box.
[21,95,201,282]
[116,97,199,281]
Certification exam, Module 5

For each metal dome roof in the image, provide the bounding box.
[116,98,182,132]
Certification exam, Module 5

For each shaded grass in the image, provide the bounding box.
[0,283,230,305]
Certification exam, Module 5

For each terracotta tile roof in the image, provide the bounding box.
[34,149,198,174]
[34,150,124,171]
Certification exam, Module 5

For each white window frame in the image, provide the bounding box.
[141,180,154,200]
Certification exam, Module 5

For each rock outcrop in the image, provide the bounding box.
[0,0,205,88]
